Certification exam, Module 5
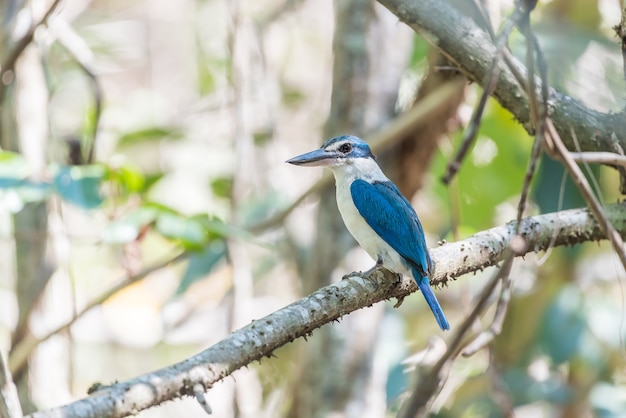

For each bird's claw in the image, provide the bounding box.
[360,258,385,290]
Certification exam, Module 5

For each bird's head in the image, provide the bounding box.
[286,135,375,168]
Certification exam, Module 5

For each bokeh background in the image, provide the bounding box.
[0,0,625,416]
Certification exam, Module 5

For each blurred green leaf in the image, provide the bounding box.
[502,367,573,406]
[53,165,105,209]
[432,98,532,232]
[0,177,23,189]
[106,164,146,195]
[409,35,429,68]
[539,285,587,364]
[385,363,407,406]
[155,212,208,248]
[0,151,29,178]
[117,126,183,148]
[0,181,51,212]
[101,205,161,244]
[282,85,306,108]
[197,61,216,95]
[195,34,229,95]
[210,176,233,199]
[534,155,600,215]
[118,165,145,192]
[239,190,289,227]
[189,213,256,243]
[143,173,165,191]
[0,150,24,163]
[253,129,273,146]
[176,240,226,295]
[542,0,601,31]
[0,151,50,207]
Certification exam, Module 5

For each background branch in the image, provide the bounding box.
[26,203,626,418]
[376,0,626,153]
[0,352,22,418]
[0,0,62,107]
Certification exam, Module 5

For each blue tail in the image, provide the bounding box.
[415,274,450,331]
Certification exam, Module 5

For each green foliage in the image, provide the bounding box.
[502,367,573,406]
[156,212,209,247]
[101,204,161,244]
[538,286,588,365]
[281,85,306,108]
[210,176,233,199]
[432,98,532,235]
[102,203,231,249]
[195,33,230,96]
[253,129,274,146]
[116,126,184,148]
[106,164,146,194]
[409,35,430,69]
[53,165,105,209]
[177,240,226,295]
[0,159,146,211]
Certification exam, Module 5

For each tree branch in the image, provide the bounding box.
[26,203,626,418]
[0,0,62,104]
[376,0,626,153]
[0,351,22,418]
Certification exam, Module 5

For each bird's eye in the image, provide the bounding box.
[339,143,353,153]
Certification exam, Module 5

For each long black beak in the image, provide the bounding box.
[286,148,336,167]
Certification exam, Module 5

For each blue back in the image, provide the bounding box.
[350,179,432,276]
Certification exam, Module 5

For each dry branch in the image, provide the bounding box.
[26,203,626,418]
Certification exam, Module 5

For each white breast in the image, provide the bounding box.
[330,159,411,276]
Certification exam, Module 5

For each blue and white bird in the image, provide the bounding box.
[287,135,450,330]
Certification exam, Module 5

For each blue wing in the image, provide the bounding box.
[351,179,450,330]
[350,179,431,276]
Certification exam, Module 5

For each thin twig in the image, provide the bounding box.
[487,351,515,418]
[0,351,22,418]
[515,4,547,231]
[567,151,626,168]
[441,4,532,185]
[0,0,62,103]
[546,119,626,271]
[8,250,188,376]
[398,254,515,418]
[466,4,550,357]
[53,19,102,164]
[450,0,546,358]
[461,256,514,357]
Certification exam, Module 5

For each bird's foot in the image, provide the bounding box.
[362,257,384,277]
[359,258,385,290]
[362,264,383,277]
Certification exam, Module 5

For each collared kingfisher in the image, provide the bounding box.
[287,135,450,330]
